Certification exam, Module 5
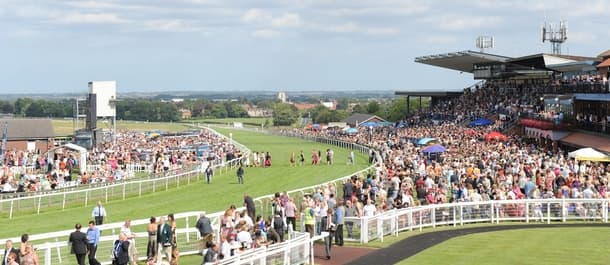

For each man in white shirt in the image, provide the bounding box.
[91,201,107,225]
[2,180,14,193]
[240,211,253,230]
[236,226,252,248]
[363,199,376,217]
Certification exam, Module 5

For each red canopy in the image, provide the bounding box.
[485,131,507,141]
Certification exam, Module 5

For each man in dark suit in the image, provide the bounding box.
[2,240,20,265]
[243,193,255,220]
[69,223,88,265]
[343,178,354,202]
[157,216,172,264]
[113,234,130,265]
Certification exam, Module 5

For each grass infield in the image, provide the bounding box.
[397,227,610,265]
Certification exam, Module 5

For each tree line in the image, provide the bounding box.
[0,97,429,125]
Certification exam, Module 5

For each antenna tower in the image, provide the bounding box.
[542,21,568,54]
[476,36,494,53]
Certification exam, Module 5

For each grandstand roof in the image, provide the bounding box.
[508,54,598,70]
[546,60,598,72]
[414,50,511,73]
[394,91,463,97]
[0,118,55,140]
[416,50,600,75]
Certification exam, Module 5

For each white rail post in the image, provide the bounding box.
[602,201,608,223]
[37,196,42,214]
[562,199,566,222]
[490,202,494,224]
[459,205,463,226]
[547,201,551,224]
[432,207,436,228]
[122,183,126,200]
[56,243,62,263]
[62,193,66,210]
[525,201,529,223]
[85,190,89,206]
[9,200,13,219]
[309,238,314,265]
[379,215,384,243]
[453,206,457,227]
[45,247,51,265]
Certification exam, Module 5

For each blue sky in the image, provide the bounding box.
[1,0,609,94]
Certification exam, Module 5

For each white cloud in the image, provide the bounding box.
[64,1,119,9]
[365,27,399,36]
[322,6,429,17]
[317,23,399,36]
[56,13,128,24]
[420,15,502,31]
[271,13,302,28]
[145,19,204,33]
[569,31,598,44]
[322,22,359,33]
[472,0,608,17]
[421,35,458,44]
[242,8,272,24]
[251,29,280,38]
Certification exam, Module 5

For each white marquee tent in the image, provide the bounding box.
[47,143,88,171]
[568,147,610,162]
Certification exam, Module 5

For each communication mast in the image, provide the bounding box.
[542,21,568,54]
[476,36,494,53]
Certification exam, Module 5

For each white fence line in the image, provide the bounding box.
[348,198,610,244]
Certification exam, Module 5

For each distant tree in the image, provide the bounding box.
[387,97,408,121]
[304,96,321,104]
[159,102,180,122]
[25,100,45,117]
[0,100,14,114]
[226,102,248,118]
[332,110,349,122]
[191,100,206,117]
[272,103,298,126]
[352,104,365,114]
[254,99,275,109]
[209,103,228,118]
[336,97,350,110]
[116,99,180,122]
[14,98,33,117]
[366,101,380,114]
[315,108,332,124]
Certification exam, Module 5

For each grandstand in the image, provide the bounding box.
[404,48,610,151]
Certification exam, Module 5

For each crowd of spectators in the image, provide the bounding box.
[0,129,238,194]
[280,82,610,227]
